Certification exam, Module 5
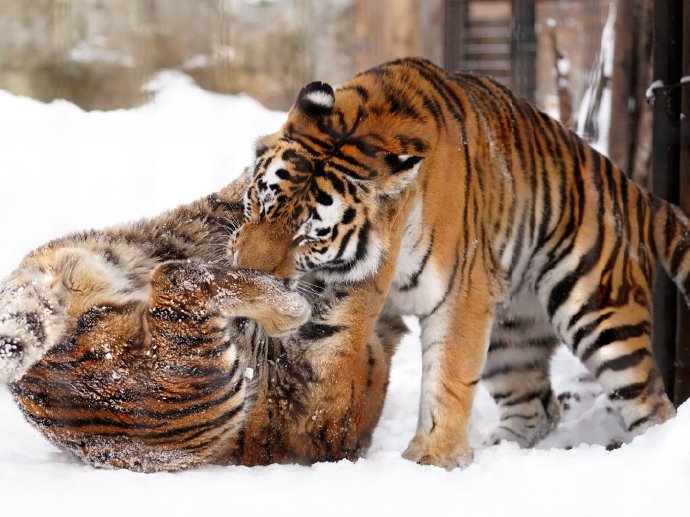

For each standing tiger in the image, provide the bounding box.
[0,176,408,471]
[228,57,689,469]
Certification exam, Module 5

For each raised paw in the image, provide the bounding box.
[219,269,311,337]
[402,434,473,470]
[149,262,311,338]
[251,290,311,337]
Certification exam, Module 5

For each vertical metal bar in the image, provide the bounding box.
[651,0,683,403]
[443,0,468,73]
[675,0,690,406]
[511,0,536,102]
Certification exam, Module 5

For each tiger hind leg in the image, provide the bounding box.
[540,270,675,438]
[482,290,560,447]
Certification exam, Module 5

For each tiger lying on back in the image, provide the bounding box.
[0,176,408,472]
[228,57,689,468]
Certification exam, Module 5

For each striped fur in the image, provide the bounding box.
[0,177,407,471]
[229,57,688,468]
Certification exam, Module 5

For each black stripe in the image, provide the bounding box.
[627,403,664,432]
[627,413,650,431]
[335,228,355,260]
[501,412,539,421]
[482,362,544,380]
[398,231,435,291]
[571,312,615,354]
[503,390,544,407]
[610,382,647,401]
[298,322,345,340]
[595,348,651,378]
[491,390,514,401]
[580,321,650,362]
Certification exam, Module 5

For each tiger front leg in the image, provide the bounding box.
[403,280,495,470]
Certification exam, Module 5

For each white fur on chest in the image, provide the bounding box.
[388,198,445,315]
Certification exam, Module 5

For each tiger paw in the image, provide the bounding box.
[0,277,67,384]
[0,335,24,383]
[482,417,557,449]
[222,269,312,337]
[254,290,311,337]
[402,435,473,470]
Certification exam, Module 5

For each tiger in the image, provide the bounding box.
[227,57,690,469]
[0,176,408,472]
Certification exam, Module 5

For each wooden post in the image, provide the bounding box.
[631,0,654,189]
[651,0,683,403]
[511,0,536,103]
[420,0,445,66]
[355,0,420,72]
[609,0,636,171]
[675,0,690,406]
[443,0,468,73]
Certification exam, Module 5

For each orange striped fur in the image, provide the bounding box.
[229,57,689,468]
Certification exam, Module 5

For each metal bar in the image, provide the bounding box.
[511,0,536,102]
[675,0,690,406]
[651,0,683,404]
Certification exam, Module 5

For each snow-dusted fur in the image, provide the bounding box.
[0,177,406,472]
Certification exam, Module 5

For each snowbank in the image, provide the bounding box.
[1,75,687,516]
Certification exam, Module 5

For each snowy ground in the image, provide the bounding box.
[1,75,688,516]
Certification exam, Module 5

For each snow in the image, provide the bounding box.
[69,37,136,68]
[556,57,571,77]
[645,79,665,104]
[576,2,615,155]
[1,74,689,516]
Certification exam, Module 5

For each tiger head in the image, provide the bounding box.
[228,80,427,283]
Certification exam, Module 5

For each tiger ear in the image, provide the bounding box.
[293,81,335,118]
[377,154,424,197]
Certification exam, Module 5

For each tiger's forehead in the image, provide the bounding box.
[251,143,364,227]
[256,152,354,202]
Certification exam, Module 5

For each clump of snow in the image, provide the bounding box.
[556,57,571,77]
[0,75,688,516]
[645,79,665,104]
[69,37,136,68]
[576,2,615,155]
